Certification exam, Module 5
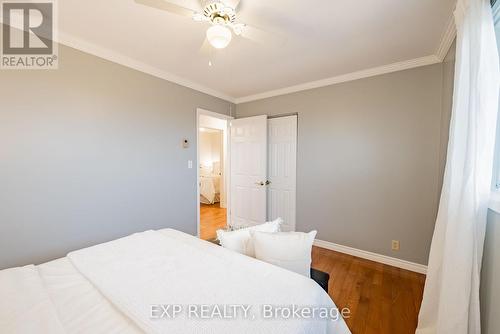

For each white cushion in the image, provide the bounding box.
[216,218,282,257]
[251,230,317,277]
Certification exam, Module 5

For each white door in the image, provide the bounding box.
[267,115,297,231]
[230,115,268,227]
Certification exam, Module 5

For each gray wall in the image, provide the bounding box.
[482,211,500,334]
[236,63,452,265]
[0,42,233,269]
[480,17,500,333]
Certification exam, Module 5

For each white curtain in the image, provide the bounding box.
[416,0,500,333]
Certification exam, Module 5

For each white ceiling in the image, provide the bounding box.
[58,0,457,102]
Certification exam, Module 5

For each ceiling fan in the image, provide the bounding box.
[135,0,279,50]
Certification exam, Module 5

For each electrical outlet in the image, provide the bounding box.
[392,240,400,251]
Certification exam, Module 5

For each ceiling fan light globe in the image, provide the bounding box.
[206,25,232,49]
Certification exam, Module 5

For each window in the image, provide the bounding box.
[493,0,500,190]
[490,0,500,212]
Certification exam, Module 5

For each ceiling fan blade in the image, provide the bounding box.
[222,0,241,10]
[134,0,196,18]
[239,24,286,46]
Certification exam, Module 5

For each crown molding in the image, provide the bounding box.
[56,32,236,103]
[435,15,456,61]
[56,32,443,105]
[0,16,235,102]
[235,13,456,104]
[235,55,441,104]
[59,30,444,105]
[2,13,455,105]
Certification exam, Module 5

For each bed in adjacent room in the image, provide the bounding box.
[0,229,351,334]
[199,162,221,205]
[200,174,220,204]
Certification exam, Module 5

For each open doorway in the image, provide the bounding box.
[197,109,232,241]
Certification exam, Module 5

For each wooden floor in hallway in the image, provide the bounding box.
[200,203,227,240]
[311,246,426,334]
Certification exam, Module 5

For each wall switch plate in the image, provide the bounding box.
[188,160,193,169]
[392,240,400,251]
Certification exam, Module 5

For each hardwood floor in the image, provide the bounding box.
[199,205,425,333]
[311,246,425,334]
[200,203,226,240]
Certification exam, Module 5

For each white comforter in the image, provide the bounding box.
[0,265,65,334]
[0,229,351,334]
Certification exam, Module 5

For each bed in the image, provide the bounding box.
[200,174,220,204]
[200,161,222,205]
[0,229,351,334]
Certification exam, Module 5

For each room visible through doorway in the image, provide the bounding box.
[197,109,232,241]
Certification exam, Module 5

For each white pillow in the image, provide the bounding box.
[216,218,283,257]
[251,230,317,277]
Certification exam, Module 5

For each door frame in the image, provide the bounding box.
[196,108,234,238]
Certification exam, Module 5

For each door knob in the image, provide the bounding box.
[255,181,271,186]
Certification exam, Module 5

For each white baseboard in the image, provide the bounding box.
[314,239,428,274]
